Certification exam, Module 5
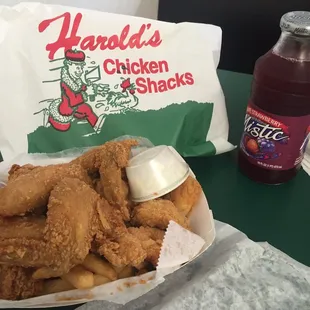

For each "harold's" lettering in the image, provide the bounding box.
[39,12,162,60]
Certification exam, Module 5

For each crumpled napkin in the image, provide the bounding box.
[78,220,310,310]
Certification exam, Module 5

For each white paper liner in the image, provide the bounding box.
[158,221,205,269]
[0,271,164,309]
[0,140,215,308]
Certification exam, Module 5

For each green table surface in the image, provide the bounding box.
[5,70,310,310]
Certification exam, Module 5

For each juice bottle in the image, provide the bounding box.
[238,11,310,184]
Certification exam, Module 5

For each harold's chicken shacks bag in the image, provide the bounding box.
[0,2,233,161]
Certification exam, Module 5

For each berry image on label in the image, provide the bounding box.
[245,138,259,154]
[257,138,275,153]
[242,134,281,161]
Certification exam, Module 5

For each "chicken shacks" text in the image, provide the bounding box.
[103,58,194,94]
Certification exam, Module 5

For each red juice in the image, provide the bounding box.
[238,11,310,184]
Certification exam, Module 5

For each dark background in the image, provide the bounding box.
[158,0,310,74]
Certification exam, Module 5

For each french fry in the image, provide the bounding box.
[42,278,75,295]
[33,267,61,280]
[94,274,111,286]
[82,254,117,281]
[61,265,94,289]
[118,266,135,279]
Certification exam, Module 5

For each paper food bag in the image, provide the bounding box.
[0,0,159,20]
[0,2,233,162]
[0,137,215,308]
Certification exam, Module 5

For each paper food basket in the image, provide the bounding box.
[0,137,215,308]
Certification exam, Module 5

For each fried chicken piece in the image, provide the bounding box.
[98,141,137,221]
[7,164,46,216]
[142,243,161,267]
[167,176,202,217]
[94,177,130,205]
[29,205,48,216]
[0,178,98,279]
[93,198,146,268]
[71,145,107,175]
[0,239,46,267]
[93,178,102,194]
[0,216,45,240]
[37,178,98,278]
[96,197,127,236]
[8,164,39,181]
[0,163,92,217]
[72,140,138,221]
[0,265,43,300]
[7,164,63,222]
[128,227,165,243]
[71,139,138,174]
[94,176,133,220]
[99,167,131,221]
[96,233,147,268]
[95,201,111,232]
[128,227,165,267]
[0,217,46,266]
[132,199,190,230]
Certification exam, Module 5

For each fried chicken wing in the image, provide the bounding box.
[71,139,138,174]
[0,216,45,240]
[0,217,46,266]
[95,197,127,236]
[128,227,165,243]
[7,165,52,215]
[167,176,202,217]
[96,233,147,268]
[99,168,131,221]
[94,176,133,220]
[128,227,165,267]
[72,140,138,221]
[0,178,98,278]
[0,163,92,217]
[0,265,43,300]
[0,239,46,267]
[98,140,137,221]
[70,145,106,175]
[8,164,39,181]
[92,198,147,268]
[132,199,190,230]
[39,178,98,277]
[130,200,189,265]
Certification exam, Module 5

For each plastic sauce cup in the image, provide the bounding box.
[126,145,189,202]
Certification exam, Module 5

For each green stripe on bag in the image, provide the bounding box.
[27,101,214,157]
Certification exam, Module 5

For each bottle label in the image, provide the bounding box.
[240,101,310,171]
